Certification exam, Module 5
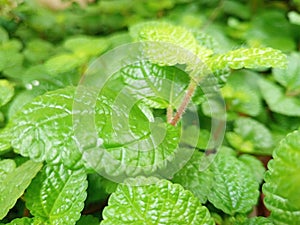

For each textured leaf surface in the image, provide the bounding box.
[172,151,213,203]
[100,177,214,225]
[0,128,12,153]
[26,164,87,225]
[0,160,42,219]
[10,87,83,168]
[258,78,300,116]
[130,21,213,63]
[226,117,273,154]
[207,153,259,215]
[263,130,300,225]
[0,79,14,107]
[2,217,33,225]
[238,217,273,225]
[207,47,287,82]
[238,154,265,184]
[121,61,189,108]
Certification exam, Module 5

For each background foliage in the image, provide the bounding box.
[0,0,300,224]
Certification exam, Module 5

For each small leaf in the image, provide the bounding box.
[208,153,260,215]
[0,160,43,219]
[26,164,87,225]
[100,177,215,225]
[172,151,213,203]
[0,79,14,107]
[45,54,82,76]
[64,36,109,58]
[263,130,300,225]
[273,52,300,96]
[226,117,273,154]
[3,217,33,225]
[258,78,300,116]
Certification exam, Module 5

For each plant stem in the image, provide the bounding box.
[170,80,197,126]
[167,105,173,123]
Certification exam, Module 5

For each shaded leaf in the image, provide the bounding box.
[0,79,14,107]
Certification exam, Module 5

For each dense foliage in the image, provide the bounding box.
[0,0,300,224]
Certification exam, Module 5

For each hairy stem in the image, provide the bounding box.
[170,80,197,126]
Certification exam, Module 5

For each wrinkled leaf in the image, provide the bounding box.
[263,130,300,225]
[208,153,259,215]
[0,160,42,219]
[172,151,213,203]
[26,164,87,225]
[238,154,265,184]
[226,117,273,154]
[101,177,214,225]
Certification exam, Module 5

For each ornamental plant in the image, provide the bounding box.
[0,1,300,225]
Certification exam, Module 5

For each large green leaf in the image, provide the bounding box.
[0,79,14,107]
[273,52,300,96]
[172,151,213,203]
[263,130,300,225]
[258,78,300,116]
[226,117,273,154]
[207,153,260,215]
[26,164,87,225]
[121,61,190,108]
[0,160,42,219]
[100,177,215,225]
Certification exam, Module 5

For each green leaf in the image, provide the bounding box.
[129,21,213,63]
[0,79,14,107]
[263,130,300,225]
[207,153,260,215]
[172,151,213,203]
[9,87,83,168]
[238,217,273,225]
[0,159,16,183]
[64,36,109,58]
[273,52,300,96]
[100,177,215,225]
[0,160,43,219]
[76,215,99,225]
[238,154,265,184]
[121,61,190,108]
[258,78,300,116]
[226,117,273,154]
[23,39,54,63]
[0,127,12,153]
[207,47,287,74]
[26,164,87,225]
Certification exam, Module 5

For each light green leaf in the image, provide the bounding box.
[130,21,213,64]
[273,52,300,96]
[263,130,300,225]
[0,79,14,107]
[207,47,287,74]
[76,215,99,225]
[226,117,273,154]
[0,127,11,153]
[238,154,265,184]
[64,36,109,58]
[208,153,260,215]
[172,151,213,203]
[0,160,43,219]
[238,217,273,225]
[258,78,300,116]
[100,177,215,225]
[23,39,54,63]
[26,164,87,225]
[288,11,300,25]
[45,54,82,76]
[0,159,16,183]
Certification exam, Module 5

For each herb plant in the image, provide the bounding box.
[0,1,300,225]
